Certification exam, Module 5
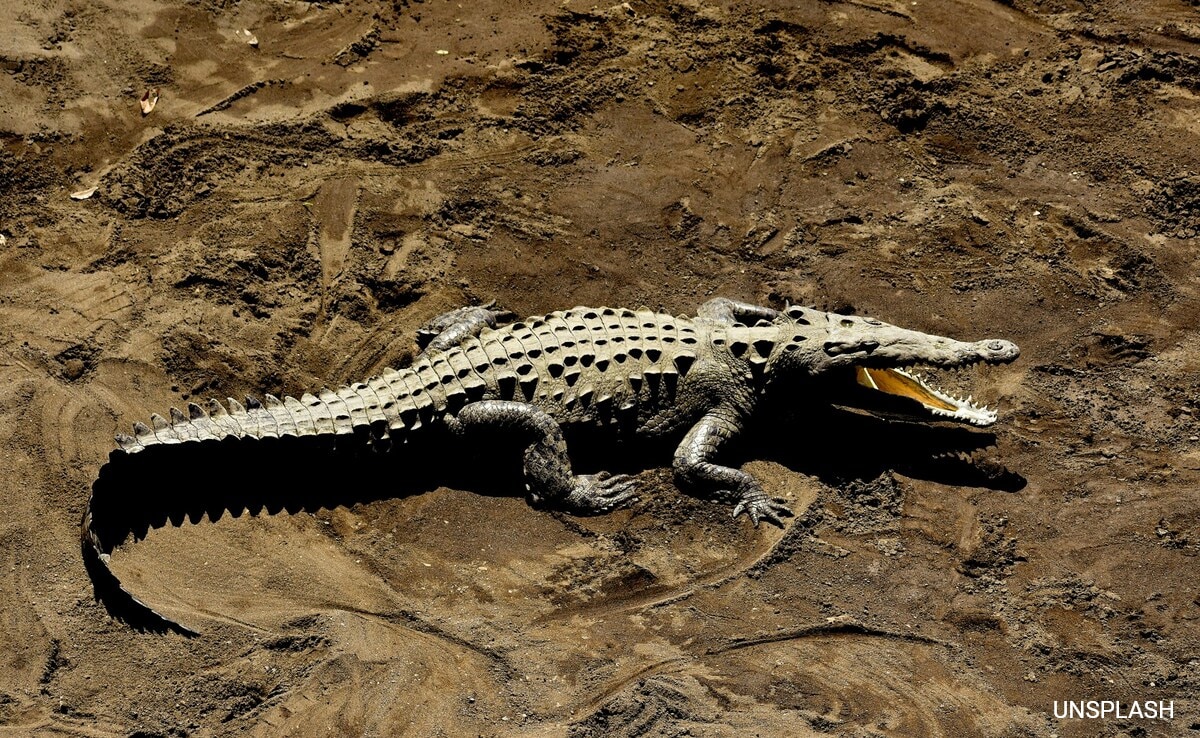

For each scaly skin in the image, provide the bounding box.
[82,297,1019,634]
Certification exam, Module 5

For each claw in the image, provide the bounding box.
[607,490,638,509]
[565,473,640,514]
[734,494,793,528]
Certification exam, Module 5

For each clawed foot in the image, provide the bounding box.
[732,493,794,528]
[562,471,639,514]
[416,302,517,350]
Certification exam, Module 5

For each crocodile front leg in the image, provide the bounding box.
[697,297,779,326]
[416,302,516,356]
[445,400,638,514]
[673,407,794,527]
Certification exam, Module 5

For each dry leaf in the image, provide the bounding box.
[140,88,159,115]
[71,187,97,201]
[242,28,258,47]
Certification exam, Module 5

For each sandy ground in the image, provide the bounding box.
[3,0,1200,735]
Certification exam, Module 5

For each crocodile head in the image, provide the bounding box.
[768,306,1020,427]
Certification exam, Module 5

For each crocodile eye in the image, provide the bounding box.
[840,319,854,328]
[864,318,882,325]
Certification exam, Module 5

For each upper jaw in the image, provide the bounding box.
[849,339,1020,427]
[853,338,1020,369]
[811,319,1020,426]
[821,321,1021,368]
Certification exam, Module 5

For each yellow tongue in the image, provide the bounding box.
[856,367,959,412]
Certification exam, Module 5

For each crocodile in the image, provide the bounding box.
[82,297,1019,635]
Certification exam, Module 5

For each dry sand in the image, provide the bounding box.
[2,0,1200,735]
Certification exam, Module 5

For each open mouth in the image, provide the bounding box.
[855,366,998,426]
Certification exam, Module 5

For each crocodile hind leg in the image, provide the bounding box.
[445,400,639,514]
[673,408,794,527]
[416,302,517,356]
[697,297,779,326]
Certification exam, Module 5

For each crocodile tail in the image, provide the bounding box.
[83,374,432,635]
[81,395,327,635]
[112,386,409,453]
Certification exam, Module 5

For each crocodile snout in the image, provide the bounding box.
[979,339,1020,363]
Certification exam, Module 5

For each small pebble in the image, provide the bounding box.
[62,359,85,380]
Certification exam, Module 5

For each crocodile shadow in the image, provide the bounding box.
[749,401,1027,492]
[85,428,526,634]
[568,397,1026,492]
[86,404,1022,633]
